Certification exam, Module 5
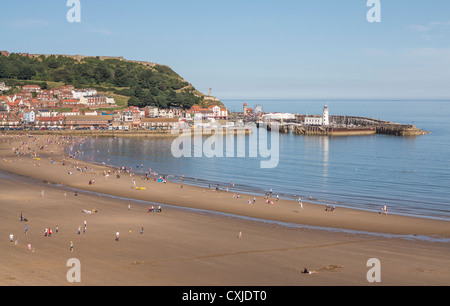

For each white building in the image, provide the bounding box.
[22,110,35,124]
[304,105,330,126]
[84,111,98,116]
[37,109,55,117]
[141,106,159,118]
[158,109,174,118]
[209,105,228,119]
[0,82,11,92]
[263,113,296,121]
[72,89,97,99]
[304,116,323,125]
[106,97,116,105]
[60,110,81,117]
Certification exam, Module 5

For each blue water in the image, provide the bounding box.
[70,100,450,220]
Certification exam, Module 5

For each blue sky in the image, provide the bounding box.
[2,0,450,100]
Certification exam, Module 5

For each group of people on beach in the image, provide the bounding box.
[148,205,162,213]
[44,226,58,237]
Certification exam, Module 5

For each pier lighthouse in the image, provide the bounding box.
[323,105,329,126]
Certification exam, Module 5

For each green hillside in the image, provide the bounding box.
[0,53,207,110]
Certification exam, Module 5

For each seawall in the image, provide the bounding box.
[2,127,252,138]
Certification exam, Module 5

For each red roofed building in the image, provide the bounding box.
[0,95,9,104]
[185,105,212,120]
[22,85,41,93]
[85,95,107,107]
[65,115,114,130]
[13,92,32,101]
[35,115,65,129]
[209,105,228,119]
[0,113,21,128]
[28,98,40,109]
[186,105,228,120]
[120,106,141,128]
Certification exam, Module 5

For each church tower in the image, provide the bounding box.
[243,102,248,116]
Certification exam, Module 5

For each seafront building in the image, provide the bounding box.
[22,110,35,124]
[185,105,228,120]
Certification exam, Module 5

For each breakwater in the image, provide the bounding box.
[260,115,430,136]
[292,126,376,136]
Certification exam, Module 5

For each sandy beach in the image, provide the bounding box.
[0,133,449,286]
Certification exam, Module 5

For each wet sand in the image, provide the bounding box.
[0,133,449,286]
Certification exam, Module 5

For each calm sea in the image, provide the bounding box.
[70,100,450,220]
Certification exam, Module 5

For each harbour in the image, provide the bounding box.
[253,104,430,136]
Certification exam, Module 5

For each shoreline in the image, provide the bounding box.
[1,133,449,239]
[1,133,450,286]
[61,156,450,223]
[3,168,449,244]
[0,127,252,138]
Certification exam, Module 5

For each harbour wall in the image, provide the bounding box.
[261,115,430,137]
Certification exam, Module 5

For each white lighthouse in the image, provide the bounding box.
[322,105,329,126]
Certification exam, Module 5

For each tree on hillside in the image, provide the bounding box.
[113,68,129,87]
[0,52,206,109]
[18,66,35,80]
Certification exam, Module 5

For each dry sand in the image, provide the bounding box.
[0,133,449,286]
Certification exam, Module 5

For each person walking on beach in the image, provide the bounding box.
[238,231,242,239]
[25,225,28,234]
[115,232,120,241]
[78,226,81,235]
[69,241,74,252]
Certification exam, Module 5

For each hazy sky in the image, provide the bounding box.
[2,0,450,100]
